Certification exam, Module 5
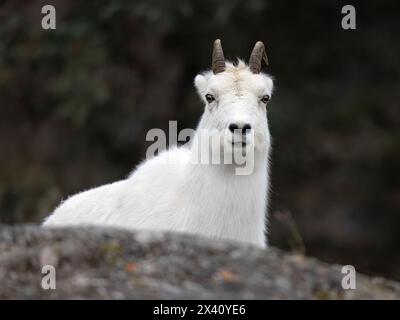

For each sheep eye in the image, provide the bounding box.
[205,94,215,103]
[261,95,270,104]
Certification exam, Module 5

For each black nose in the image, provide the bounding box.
[229,123,252,134]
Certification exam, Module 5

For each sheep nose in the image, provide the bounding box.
[229,123,252,134]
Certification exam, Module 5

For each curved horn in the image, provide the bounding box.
[249,41,269,74]
[212,39,226,74]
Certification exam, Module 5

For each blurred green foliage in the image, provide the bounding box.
[0,0,399,279]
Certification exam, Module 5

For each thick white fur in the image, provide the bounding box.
[43,60,274,248]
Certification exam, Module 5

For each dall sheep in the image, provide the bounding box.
[43,40,274,248]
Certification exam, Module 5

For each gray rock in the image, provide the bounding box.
[0,225,399,299]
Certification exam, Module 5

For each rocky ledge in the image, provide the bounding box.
[0,225,399,299]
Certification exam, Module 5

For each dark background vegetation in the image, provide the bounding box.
[0,1,399,280]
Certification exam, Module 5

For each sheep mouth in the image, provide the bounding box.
[231,141,248,148]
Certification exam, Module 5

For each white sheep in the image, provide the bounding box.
[43,40,274,248]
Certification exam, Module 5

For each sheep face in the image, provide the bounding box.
[194,60,274,161]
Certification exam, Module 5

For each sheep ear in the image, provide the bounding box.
[194,74,208,95]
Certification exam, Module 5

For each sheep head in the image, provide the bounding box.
[194,39,274,170]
